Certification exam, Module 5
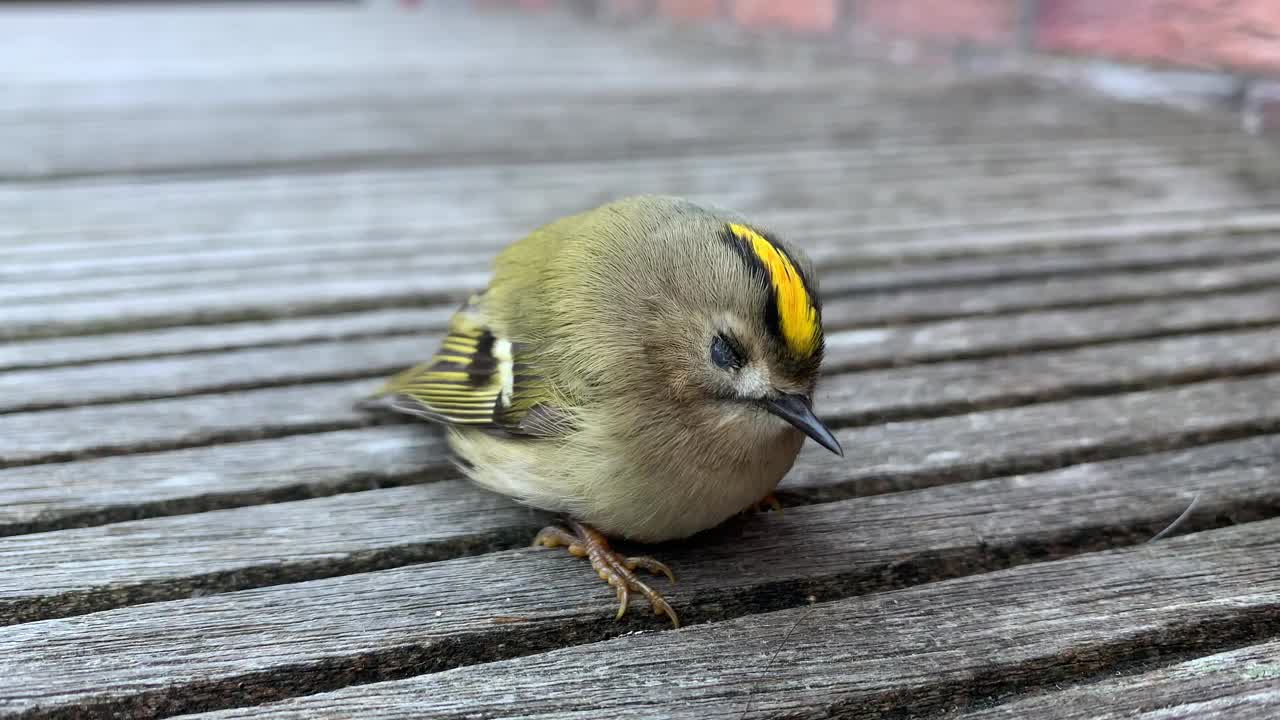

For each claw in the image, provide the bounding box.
[625,556,677,585]
[532,520,680,628]
[615,585,629,621]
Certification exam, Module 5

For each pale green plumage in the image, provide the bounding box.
[374,195,830,542]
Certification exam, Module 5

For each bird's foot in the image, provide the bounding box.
[741,493,784,516]
[532,520,680,628]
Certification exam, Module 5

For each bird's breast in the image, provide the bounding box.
[594,414,806,543]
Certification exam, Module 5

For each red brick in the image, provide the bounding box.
[1037,0,1280,73]
[856,0,1017,45]
[657,0,721,21]
[731,0,839,33]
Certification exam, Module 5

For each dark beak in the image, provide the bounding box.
[764,393,843,456]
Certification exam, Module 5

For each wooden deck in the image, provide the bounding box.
[4,3,1280,718]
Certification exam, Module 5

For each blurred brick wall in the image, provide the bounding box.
[473,0,1280,129]
[499,0,1280,74]
[856,0,1018,46]
[1038,0,1280,73]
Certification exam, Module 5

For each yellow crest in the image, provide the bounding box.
[728,223,821,357]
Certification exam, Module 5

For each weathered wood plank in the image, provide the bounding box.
[0,308,450,373]
[824,288,1280,372]
[0,250,494,305]
[4,430,1276,627]
[5,238,1279,352]
[6,239,1280,371]
[785,372,1280,499]
[183,521,1280,720]
[0,379,384,469]
[4,171,1268,276]
[0,271,487,342]
[0,427,451,537]
[4,155,1274,276]
[5,517,1276,719]
[6,273,1280,418]
[7,212,1280,313]
[0,137,1252,246]
[1,335,431,414]
[5,345,1279,537]
[953,639,1280,719]
[10,260,1280,409]
[4,301,1279,469]
[7,202,1277,313]
[0,481,547,627]
[0,160,1252,271]
[5,69,1245,182]
[8,232,1280,334]
[12,86,1175,180]
[822,256,1280,327]
[824,326,1280,424]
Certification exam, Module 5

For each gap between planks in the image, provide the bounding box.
[6,235,1280,373]
[5,282,1280,416]
[5,244,1280,377]
[6,216,1280,310]
[942,638,1280,720]
[4,303,1280,471]
[7,202,1280,301]
[4,517,1278,719]
[167,520,1280,720]
[4,428,1278,627]
[4,355,1280,537]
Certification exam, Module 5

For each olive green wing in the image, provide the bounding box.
[370,295,571,438]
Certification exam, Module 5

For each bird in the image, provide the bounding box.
[369,195,842,627]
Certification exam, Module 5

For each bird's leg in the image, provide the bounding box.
[741,493,784,516]
[532,520,679,628]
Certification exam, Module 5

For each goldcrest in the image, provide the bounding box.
[372,195,841,627]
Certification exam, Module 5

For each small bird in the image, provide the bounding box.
[371,195,842,627]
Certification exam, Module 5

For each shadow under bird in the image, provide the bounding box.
[367,195,842,627]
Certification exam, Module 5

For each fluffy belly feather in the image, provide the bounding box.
[449,414,806,543]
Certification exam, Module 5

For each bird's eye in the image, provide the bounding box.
[710,334,742,370]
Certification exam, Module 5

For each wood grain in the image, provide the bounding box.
[8,210,1278,309]
[7,189,1273,276]
[786,372,1280,499]
[5,4,1280,719]
[178,525,1280,720]
[0,379,386,469]
[11,83,1179,180]
[5,327,1280,530]
[824,256,1280,327]
[6,286,1280,414]
[5,237,1279,372]
[4,73,1243,182]
[0,271,486,342]
[8,244,1279,350]
[6,226,1276,340]
[0,307,453,373]
[5,328,1280,475]
[0,141,1253,259]
[953,639,1280,719]
[0,427,451,536]
[1,335,433,414]
[6,518,1276,719]
[4,431,1278,627]
[824,288,1280,371]
[5,213,1277,313]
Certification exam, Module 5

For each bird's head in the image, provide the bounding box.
[623,203,841,456]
